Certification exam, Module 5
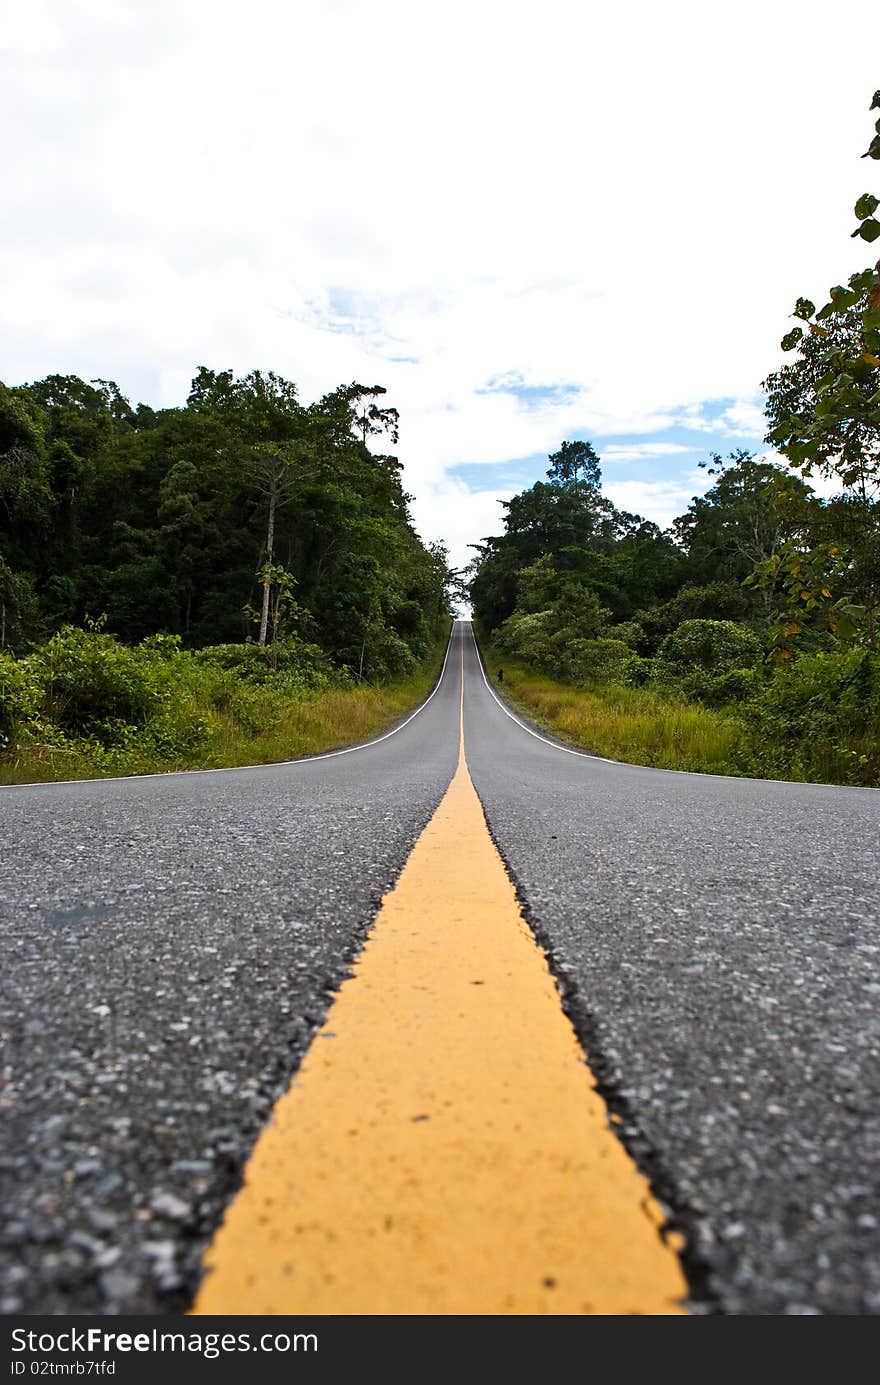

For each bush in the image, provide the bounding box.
[358,628,417,682]
[25,626,165,739]
[606,620,644,650]
[561,637,630,685]
[195,638,341,692]
[698,666,759,707]
[742,648,880,785]
[0,619,449,781]
[636,583,755,654]
[0,653,40,747]
[751,648,879,741]
[622,654,656,687]
[495,610,557,667]
[657,619,762,680]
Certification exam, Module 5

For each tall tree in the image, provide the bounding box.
[546,439,601,489]
[674,451,814,612]
[348,384,400,448]
[765,90,879,497]
[759,90,880,650]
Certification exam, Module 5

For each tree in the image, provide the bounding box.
[157,460,220,635]
[348,384,400,448]
[765,92,879,493]
[249,442,317,646]
[758,90,880,651]
[546,439,601,489]
[186,368,316,646]
[764,305,878,503]
[674,451,814,613]
[0,365,451,674]
[0,383,54,645]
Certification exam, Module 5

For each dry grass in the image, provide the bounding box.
[485,645,746,775]
[204,672,445,768]
[0,638,450,785]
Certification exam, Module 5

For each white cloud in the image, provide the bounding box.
[717,400,771,438]
[604,471,715,530]
[601,443,693,465]
[1,0,877,561]
[409,479,515,574]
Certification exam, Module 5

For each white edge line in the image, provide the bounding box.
[468,625,879,792]
[0,627,458,791]
[468,625,617,764]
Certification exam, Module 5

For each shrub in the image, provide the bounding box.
[0,653,40,747]
[698,666,759,707]
[606,620,644,650]
[751,648,879,741]
[742,648,880,785]
[561,637,630,685]
[657,619,762,680]
[24,626,164,739]
[195,638,341,692]
[357,628,416,682]
[622,654,656,687]
[636,583,755,654]
[495,610,557,667]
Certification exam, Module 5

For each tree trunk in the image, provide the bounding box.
[258,482,278,648]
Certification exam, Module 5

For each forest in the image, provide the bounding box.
[468,439,879,785]
[2,97,878,786]
[469,96,880,786]
[0,369,451,779]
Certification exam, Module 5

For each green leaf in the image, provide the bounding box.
[871,91,880,111]
[848,268,876,292]
[863,134,880,160]
[781,328,803,351]
[793,297,815,320]
[857,218,880,242]
[855,192,880,219]
[829,286,860,311]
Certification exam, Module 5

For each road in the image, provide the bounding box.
[1,620,879,1315]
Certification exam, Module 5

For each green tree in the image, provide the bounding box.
[674,451,814,614]
[759,91,880,651]
[186,368,316,645]
[0,364,451,674]
[546,439,601,489]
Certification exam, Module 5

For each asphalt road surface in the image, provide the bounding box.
[2,620,879,1315]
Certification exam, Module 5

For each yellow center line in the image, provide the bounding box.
[192,639,688,1315]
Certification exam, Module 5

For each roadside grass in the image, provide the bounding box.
[481,643,748,776]
[0,634,450,786]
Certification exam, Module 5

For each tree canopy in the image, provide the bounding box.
[0,368,451,680]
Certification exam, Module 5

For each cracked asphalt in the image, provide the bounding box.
[1,620,879,1315]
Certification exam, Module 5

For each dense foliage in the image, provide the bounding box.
[469,440,880,785]
[0,621,448,782]
[0,369,450,681]
[468,96,880,787]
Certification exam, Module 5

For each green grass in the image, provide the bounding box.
[483,643,748,776]
[0,634,450,786]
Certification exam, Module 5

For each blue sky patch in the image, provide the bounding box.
[448,396,770,524]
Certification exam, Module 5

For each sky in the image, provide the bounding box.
[1,0,878,570]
